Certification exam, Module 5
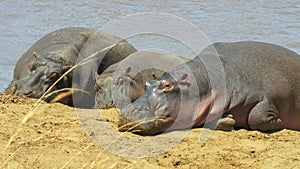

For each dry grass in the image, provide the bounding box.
[5,43,116,151]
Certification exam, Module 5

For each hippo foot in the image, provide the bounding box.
[215,114,236,131]
[248,101,282,131]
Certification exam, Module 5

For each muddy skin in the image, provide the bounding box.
[119,41,300,135]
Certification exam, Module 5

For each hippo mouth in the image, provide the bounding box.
[24,91,33,97]
[118,116,175,135]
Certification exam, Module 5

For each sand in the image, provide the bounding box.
[0,93,299,169]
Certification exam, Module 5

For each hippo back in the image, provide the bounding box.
[13,27,96,81]
[72,31,137,108]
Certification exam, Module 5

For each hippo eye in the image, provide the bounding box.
[164,80,173,89]
[48,72,60,82]
[161,80,173,93]
[165,84,171,88]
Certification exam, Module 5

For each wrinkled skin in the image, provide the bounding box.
[7,52,73,103]
[6,27,136,107]
[6,27,94,105]
[119,41,300,135]
[94,51,189,109]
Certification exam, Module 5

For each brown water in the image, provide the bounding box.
[0,0,299,91]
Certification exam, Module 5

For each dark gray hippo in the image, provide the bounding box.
[94,51,190,109]
[5,27,96,104]
[5,27,136,106]
[119,41,300,135]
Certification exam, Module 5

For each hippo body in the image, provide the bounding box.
[94,51,189,109]
[6,27,136,106]
[119,41,300,135]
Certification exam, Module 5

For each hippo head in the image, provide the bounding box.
[94,65,163,110]
[7,52,72,102]
[118,71,199,135]
[94,72,114,109]
[111,67,147,109]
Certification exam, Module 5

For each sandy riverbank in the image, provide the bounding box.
[0,93,299,168]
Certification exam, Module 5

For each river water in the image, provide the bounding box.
[0,0,299,91]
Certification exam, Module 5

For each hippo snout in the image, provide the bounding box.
[117,77,182,135]
[118,102,155,133]
[5,83,17,94]
[118,102,176,135]
[119,104,144,125]
[9,82,32,97]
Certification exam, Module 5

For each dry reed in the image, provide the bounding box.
[5,43,117,150]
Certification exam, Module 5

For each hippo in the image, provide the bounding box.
[94,51,189,109]
[72,29,137,108]
[119,41,300,135]
[5,27,136,106]
[5,27,95,104]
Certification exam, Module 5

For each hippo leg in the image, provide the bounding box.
[248,101,282,131]
[215,114,236,131]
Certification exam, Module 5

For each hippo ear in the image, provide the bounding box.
[123,67,135,79]
[28,63,33,71]
[33,52,39,60]
[95,72,100,80]
[118,77,124,86]
[49,72,59,80]
[177,73,191,87]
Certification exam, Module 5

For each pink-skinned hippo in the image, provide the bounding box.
[119,41,300,135]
